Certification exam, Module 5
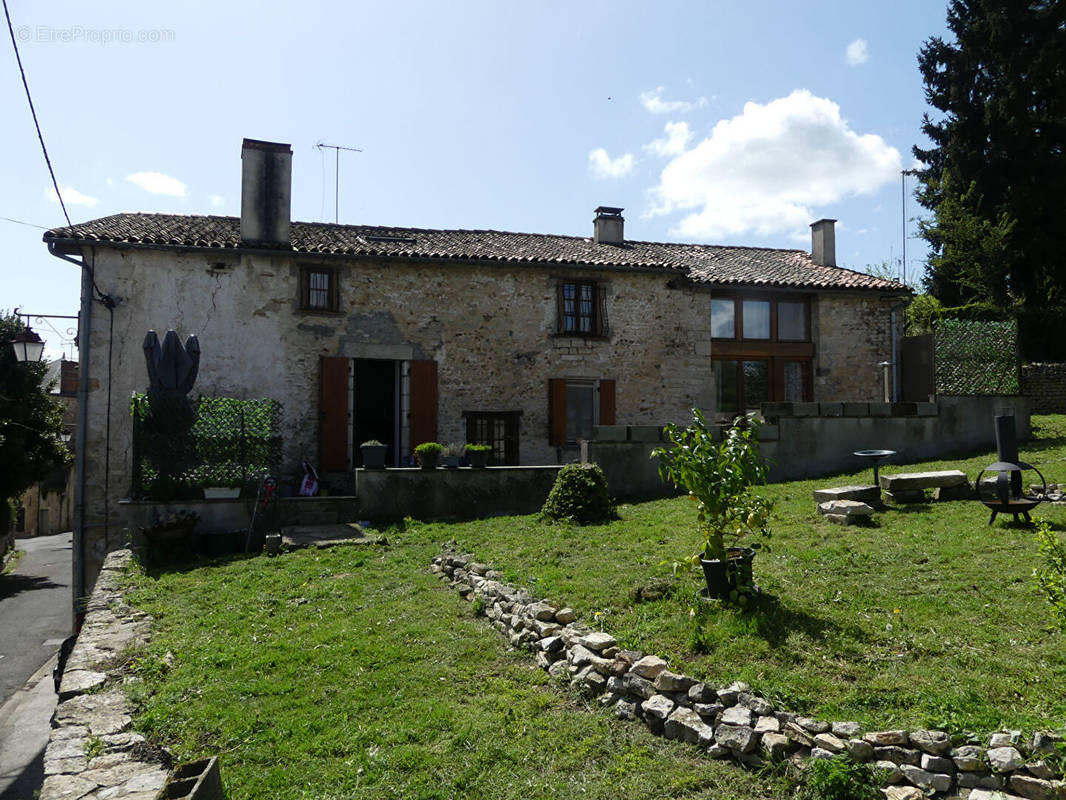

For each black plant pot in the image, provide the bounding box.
[700,547,755,598]
[467,450,490,468]
[360,445,388,469]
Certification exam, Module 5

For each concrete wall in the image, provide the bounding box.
[1022,363,1066,413]
[355,467,562,521]
[583,396,1031,495]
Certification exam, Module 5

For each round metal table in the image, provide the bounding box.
[853,449,896,487]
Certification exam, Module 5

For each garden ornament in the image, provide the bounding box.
[143,329,200,395]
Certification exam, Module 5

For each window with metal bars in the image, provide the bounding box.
[299,266,339,312]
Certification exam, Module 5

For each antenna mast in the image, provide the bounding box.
[315,141,363,223]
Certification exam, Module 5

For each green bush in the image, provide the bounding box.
[414,442,443,456]
[540,463,614,524]
[1035,521,1066,627]
[797,756,884,800]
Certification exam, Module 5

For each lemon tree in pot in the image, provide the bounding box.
[652,409,772,601]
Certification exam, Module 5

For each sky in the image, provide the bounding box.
[0,0,950,359]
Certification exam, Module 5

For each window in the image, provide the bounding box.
[300,266,339,312]
[463,411,521,465]
[548,378,615,446]
[710,295,810,342]
[709,294,814,414]
[557,281,607,336]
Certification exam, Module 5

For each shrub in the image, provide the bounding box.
[465,443,492,454]
[797,756,884,800]
[1035,521,1066,627]
[414,442,443,456]
[540,463,614,524]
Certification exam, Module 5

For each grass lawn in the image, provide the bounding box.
[126,415,1066,799]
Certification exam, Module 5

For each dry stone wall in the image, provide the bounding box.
[1022,364,1066,414]
[40,549,171,800]
[814,294,899,401]
[433,549,1066,800]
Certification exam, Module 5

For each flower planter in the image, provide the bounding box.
[699,547,755,599]
[442,455,460,469]
[467,449,490,469]
[419,451,440,470]
[360,444,388,469]
[141,522,195,547]
[203,487,240,499]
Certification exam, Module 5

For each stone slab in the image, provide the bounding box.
[891,402,918,416]
[628,426,662,443]
[883,490,927,505]
[760,402,793,419]
[818,500,875,517]
[591,425,627,442]
[819,403,844,417]
[791,402,820,417]
[842,402,870,417]
[281,524,386,550]
[813,486,880,504]
[933,483,976,501]
[868,402,892,417]
[880,470,969,490]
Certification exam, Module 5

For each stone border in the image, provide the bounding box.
[40,549,172,800]
[432,549,1066,800]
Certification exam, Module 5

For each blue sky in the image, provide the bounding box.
[1,0,949,358]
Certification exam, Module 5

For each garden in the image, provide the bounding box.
[122,415,1066,799]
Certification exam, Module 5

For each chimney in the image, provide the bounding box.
[240,138,293,247]
[810,218,836,266]
[593,206,624,245]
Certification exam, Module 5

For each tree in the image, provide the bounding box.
[914,0,1066,309]
[0,312,70,526]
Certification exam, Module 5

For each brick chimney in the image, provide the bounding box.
[593,206,624,245]
[240,138,292,247]
[810,218,836,266]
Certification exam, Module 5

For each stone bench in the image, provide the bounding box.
[879,470,971,503]
[813,485,880,504]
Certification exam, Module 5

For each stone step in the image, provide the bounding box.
[813,485,880,504]
[879,470,968,491]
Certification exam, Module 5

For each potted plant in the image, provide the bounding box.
[360,439,388,469]
[466,443,492,468]
[201,466,243,499]
[442,442,465,468]
[415,441,443,470]
[652,409,773,600]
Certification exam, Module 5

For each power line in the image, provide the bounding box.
[0,214,48,230]
[3,0,71,228]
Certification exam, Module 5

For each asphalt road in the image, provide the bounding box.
[0,532,72,706]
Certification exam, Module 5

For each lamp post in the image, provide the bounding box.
[8,308,79,362]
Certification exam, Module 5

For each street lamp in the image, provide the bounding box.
[10,327,45,362]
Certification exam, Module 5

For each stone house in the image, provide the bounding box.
[43,138,908,584]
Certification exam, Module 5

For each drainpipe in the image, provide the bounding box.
[889,297,913,402]
[47,242,92,627]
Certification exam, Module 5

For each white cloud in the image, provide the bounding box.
[647,89,901,240]
[645,122,693,158]
[846,38,869,66]
[640,86,707,114]
[209,194,225,208]
[588,148,635,180]
[46,185,98,207]
[126,171,187,196]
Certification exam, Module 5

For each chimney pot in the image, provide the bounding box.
[810,218,836,266]
[241,138,293,247]
[593,206,624,245]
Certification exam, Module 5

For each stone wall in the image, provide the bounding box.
[813,294,901,401]
[433,548,1066,800]
[41,549,171,800]
[1022,363,1066,414]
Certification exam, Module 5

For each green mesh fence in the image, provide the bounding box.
[934,318,1020,395]
[131,393,282,499]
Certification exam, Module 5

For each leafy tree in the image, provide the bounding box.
[0,312,70,523]
[914,0,1066,309]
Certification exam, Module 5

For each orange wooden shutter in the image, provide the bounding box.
[599,379,616,426]
[409,359,438,447]
[548,378,567,446]
[319,357,350,471]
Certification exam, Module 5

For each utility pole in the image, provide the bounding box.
[316,141,362,223]
[901,169,919,287]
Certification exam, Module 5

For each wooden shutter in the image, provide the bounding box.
[409,359,438,447]
[596,285,608,336]
[319,357,350,471]
[599,379,616,426]
[548,378,567,446]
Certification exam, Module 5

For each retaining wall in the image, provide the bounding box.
[584,396,1031,496]
[1022,364,1066,414]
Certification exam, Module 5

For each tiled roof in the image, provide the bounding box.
[44,212,907,293]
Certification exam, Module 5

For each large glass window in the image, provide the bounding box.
[742,361,769,409]
[783,360,809,402]
[742,299,771,339]
[714,360,739,413]
[778,301,807,341]
[711,298,735,339]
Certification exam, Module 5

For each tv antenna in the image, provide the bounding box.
[315,141,363,223]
